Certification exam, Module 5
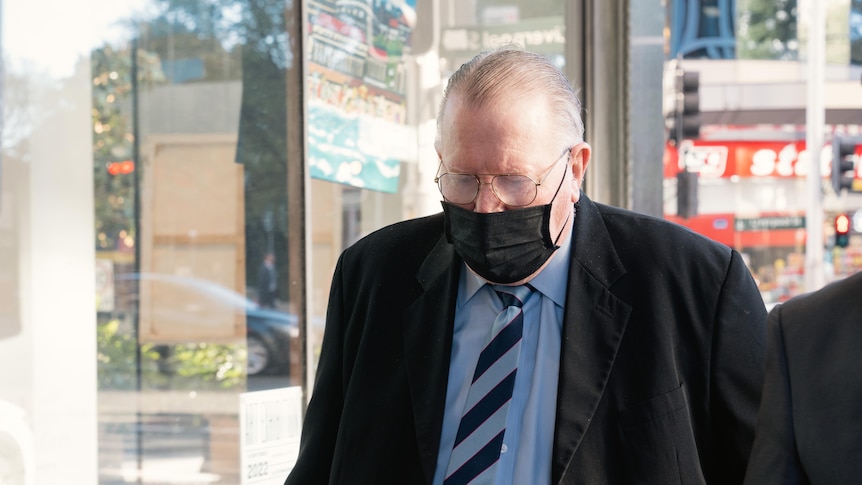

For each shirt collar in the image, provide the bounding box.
[524,216,572,308]
[457,209,574,309]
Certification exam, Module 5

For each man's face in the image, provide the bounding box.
[437,93,591,248]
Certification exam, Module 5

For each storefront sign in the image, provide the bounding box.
[440,17,565,58]
[667,212,805,248]
[677,142,728,177]
[665,139,862,181]
[734,215,806,232]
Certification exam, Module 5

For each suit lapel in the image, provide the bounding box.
[552,195,632,482]
[403,235,460,484]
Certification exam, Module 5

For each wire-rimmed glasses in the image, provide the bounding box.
[435,147,571,207]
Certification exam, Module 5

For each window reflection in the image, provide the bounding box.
[92,0,302,482]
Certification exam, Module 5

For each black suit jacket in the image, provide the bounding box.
[286,194,767,484]
[744,271,862,485]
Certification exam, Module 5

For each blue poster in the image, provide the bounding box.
[307,101,401,193]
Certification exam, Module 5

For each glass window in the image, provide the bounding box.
[304,0,567,385]
[4,0,307,482]
[662,0,862,308]
[1,0,570,482]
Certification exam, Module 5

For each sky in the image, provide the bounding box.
[4,0,153,79]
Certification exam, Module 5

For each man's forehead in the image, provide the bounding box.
[442,99,552,147]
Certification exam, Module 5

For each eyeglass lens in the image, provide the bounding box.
[437,147,570,206]
[438,174,536,206]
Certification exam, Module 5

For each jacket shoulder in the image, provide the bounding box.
[780,271,862,310]
[772,271,862,335]
[594,202,732,260]
[339,212,446,271]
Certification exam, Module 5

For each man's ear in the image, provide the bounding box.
[569,142,591,196]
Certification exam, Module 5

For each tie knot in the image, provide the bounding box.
[492,284,533,309]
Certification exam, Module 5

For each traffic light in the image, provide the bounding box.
[831,136,861,194]
[106,160,135,175]
[677,170,699,218]
[664,61,701,145]
[835,213,851,248]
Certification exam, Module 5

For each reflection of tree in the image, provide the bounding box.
[737,0,798,60]
[1,60,48,164]
[234,0,290,297]
[139,1,243,82]
[91,44,164,251]
[133,0,293,296]
[88,1,298,392]
[97,319,243,390]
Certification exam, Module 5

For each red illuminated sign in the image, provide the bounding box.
[664,140,862,180]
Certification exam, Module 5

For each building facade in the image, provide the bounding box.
[0,0,859,482]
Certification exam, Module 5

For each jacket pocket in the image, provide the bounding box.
[618,383,706,485]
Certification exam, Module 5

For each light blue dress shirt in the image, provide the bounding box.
[432,222,572,485]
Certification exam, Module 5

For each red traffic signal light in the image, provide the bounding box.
[836,213,850,234]
[835,213,851,248]
[106,160,135,175]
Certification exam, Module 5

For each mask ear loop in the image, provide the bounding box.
[548,148,573,247]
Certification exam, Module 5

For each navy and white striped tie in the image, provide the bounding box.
[444,284,533,485]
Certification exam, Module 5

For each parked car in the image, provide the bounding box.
[114,273,298,376]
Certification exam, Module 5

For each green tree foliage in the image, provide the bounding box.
[97,319,244,390]
[737,0,798,60]
[91,44,165,252]
[92,1,292,388]
[140,0,244,82]
[136,0,293,291]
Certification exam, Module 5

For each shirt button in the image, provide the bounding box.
[501,443,508,454]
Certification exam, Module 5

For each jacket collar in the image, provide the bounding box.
[403,234,460,483]
[552,193,631,482]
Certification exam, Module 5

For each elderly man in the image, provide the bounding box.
[286,46,766,485]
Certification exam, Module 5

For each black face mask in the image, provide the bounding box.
[442,201,566,284]
[440,154,572,284]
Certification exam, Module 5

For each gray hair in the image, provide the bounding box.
[435,46,585,151]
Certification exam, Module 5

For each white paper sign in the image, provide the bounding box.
[239,386,303,484]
